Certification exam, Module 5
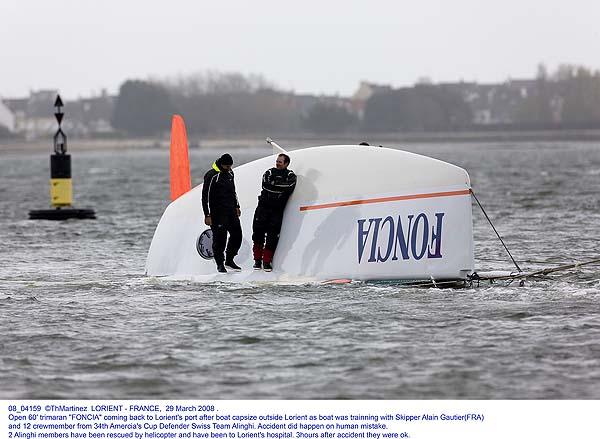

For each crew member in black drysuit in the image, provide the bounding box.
[252,153,297,271]
[202,153,242,273]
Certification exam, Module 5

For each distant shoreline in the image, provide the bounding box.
[2,129,600,154]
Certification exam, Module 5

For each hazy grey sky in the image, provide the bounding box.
[2,0,599,99]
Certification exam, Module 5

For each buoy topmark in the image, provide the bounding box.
[28,94,96,220]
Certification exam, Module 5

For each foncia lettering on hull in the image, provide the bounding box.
[146,145,474,283]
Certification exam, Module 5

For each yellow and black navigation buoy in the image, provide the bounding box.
[29,95,96,220]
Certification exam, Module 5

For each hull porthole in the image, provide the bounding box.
[196,229,214,259]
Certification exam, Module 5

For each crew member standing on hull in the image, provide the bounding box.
[202,153,242,273]
[252,153,297,271]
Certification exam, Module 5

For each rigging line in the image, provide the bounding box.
[471,189,522,273]
[476,257,578,266]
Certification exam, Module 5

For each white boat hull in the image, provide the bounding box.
[146,145,474,282]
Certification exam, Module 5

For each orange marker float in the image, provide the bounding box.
[169,115,191,201]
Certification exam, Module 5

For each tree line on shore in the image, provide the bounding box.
[111,73,476,136]
[111,64,600,137]
[4,65,599,140]
[516,65,600,126]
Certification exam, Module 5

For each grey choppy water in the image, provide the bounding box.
[1,141,599,399]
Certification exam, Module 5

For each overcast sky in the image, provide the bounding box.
[2,0,599,99]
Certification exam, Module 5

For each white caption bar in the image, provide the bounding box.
[1,400,598,439]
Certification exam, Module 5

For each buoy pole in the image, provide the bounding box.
[28,95,96,220]
[50,95,73,208]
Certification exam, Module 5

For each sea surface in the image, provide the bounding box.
[1,141,599,399]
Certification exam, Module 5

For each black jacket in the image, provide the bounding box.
[258,168,297,209]
[202,162,240,217]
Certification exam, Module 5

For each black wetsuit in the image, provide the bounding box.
[202,163,242,265]
[252,167,297,263]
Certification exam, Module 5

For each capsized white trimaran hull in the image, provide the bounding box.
[146,145,475,283]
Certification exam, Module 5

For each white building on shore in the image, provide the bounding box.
[3,90,115,139]
[0,98,15,132]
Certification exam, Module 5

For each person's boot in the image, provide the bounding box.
[225,257,242,271]
[253,260,262,270]
[216,264,227,273]
[263,248,274,272]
